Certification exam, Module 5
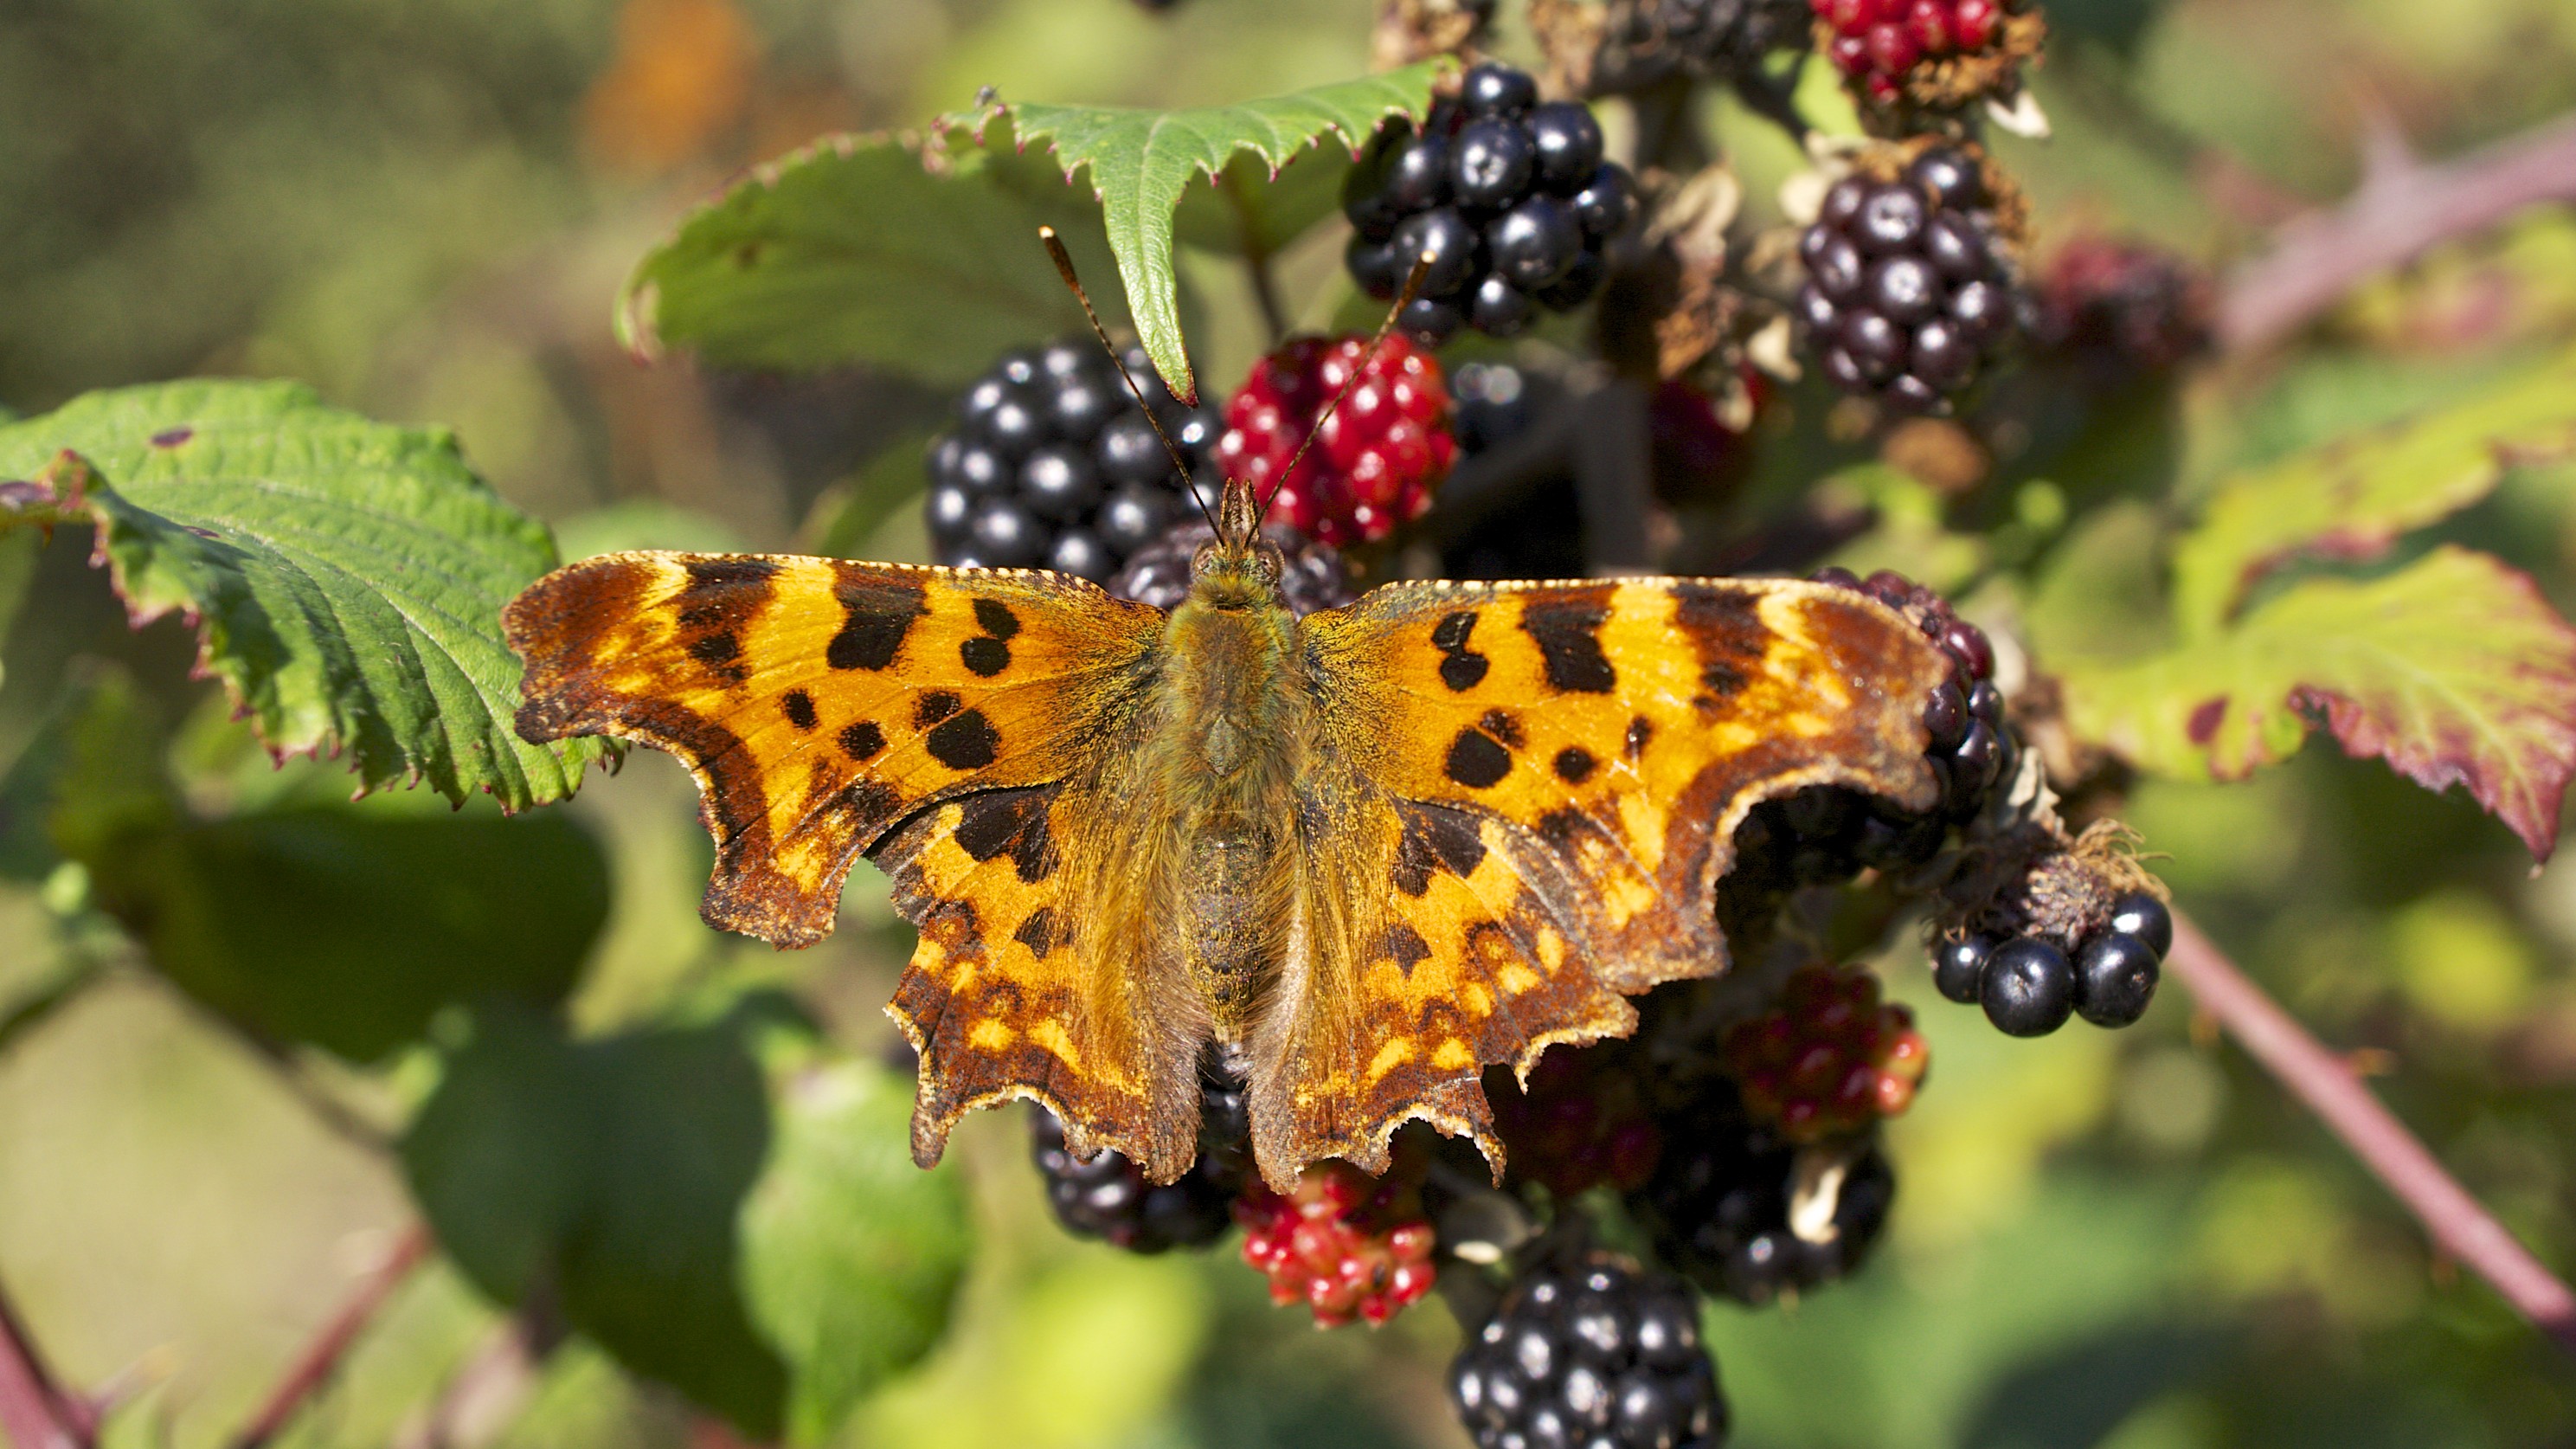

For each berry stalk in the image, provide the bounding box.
[2165,911,2576,1358]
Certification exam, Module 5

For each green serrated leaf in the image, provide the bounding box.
[2064,546,2576,858]
[743,1059,970,1446]
[617,126,1125,385]
[2171,344,2576,635]
[984,59,1449,403]
[0,380,610,810]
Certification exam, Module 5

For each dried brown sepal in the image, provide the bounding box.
[1530,0,1616,98]
[1373,0,1494,69]
[1929,746,2165,953]
[1598,163,1755,381]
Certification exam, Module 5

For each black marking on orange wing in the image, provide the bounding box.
[915,692,961,728]
[838,778,903,822]
[1445,725,1513,789]
[1380,923,1433,976]
[679,557,781,628]
[1552,745,1597,783]
[960,636,1011,676]
[1392,802,1487,895]
[926,710,1000,770]
[828,572,926,671]
[782,690,819,731]
[1429,610,1488,692]
[973,599,1021,639]
[953,787,1057,884]
[1521,596,1616,693]
[841,720,885,761]
[690,632,740,665]
[1013,906,1062,957]
[1624,716,1654,760]
[1537,807,1589,848]
[1673,583,1767,699]
[1478,709,1525,749]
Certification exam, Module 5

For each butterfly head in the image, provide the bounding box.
[1190,474,1286,607]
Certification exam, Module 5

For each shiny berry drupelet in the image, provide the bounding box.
[1105,518,1356,616]
[1217,331,1458,547]
[1626,1078,1895,1307]
[1235,1158,1438,1327]
[1795,149,2017,413]
[1029,1072,1251,1253]
[1341,62,1636,345]
[1450,1258,1726,1449]
[928,339,1222,580]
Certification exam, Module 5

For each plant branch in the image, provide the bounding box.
[2219,109,2576,354]
[2166,912,2576,1356]
[1220,171,1290,345]
[0,1275,88,1449]
[229,1225,434,1449]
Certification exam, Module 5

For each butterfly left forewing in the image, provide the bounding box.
[1251,576,1951,1183]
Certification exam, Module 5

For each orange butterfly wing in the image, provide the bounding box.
[505,553,1202,1173]
[1248,577,1950,1182]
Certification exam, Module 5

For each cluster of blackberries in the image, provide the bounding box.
[1343,62,1639,345]
[1625,1074,1895,1307]
[926,339,1223,581]
[1935,890,2171,1037]
[1634,0,1813,78]
[1107,518,1356,616]
[1795,148,2018,413]
[1027,1068,1251,1253]
[1451,1259,1728,1449]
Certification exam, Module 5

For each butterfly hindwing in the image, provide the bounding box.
[1255,577,1951,1180]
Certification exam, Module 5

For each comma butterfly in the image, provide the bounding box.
[504,235,1951,1191]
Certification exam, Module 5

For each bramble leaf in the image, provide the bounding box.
[617,124,1125,384]
[2172,344,2576,634]
[2063,546,2576,858]
[0,381,609,810]
[979,60,1448,402]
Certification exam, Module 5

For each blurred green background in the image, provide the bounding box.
[7,0,2576,1445]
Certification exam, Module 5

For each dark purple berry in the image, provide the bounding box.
[1950,626,1998,683]
[980,389,1049,457]
[1346,235,1404,299]
[1982,937,2075,1036]
[1950,278,2011,343]
[1906,148,1983,211]
[1823,347,1870,391]
[1911,319,1978,390]
[1096,482,1173,552]
[1934,935,1991,1004]
[2107,892,2174,957]
[1535,249,1607,307]
[1854,184,1926,254]
[1571,164,1638,239]
[1923,679,1968,748]
[1047,371,1119,440]
[1095,413,1170,486]
[1528,101,1605,192]
[1399,293,1468,345]
[1451,119,1537,212]
[967,497,1045,566]
[1469,274,1534,336]
[1046,529,1113,583]
[2074,931,2160,1027]
[1820,176,1870,230]
[1795,282,1840,333]
[953,440,1010,494]
[1487,196,1583,289]
[926,483,973,544]
[1460,60,1539,119]
[1392,207,1483,299]
[1923,211,1990,280]
[1868,254,1941,323]
[1808,232,1866,300]
[1019,443,1101,520]
[1840,310,1905,380]
[1387,132,1453,211]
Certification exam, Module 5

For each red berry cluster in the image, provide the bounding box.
[1217,332,1457,547]
[1720,964,1929,1142]
[1235,1158,1438,1327]
[1486,1045,1663,1198]
[1812,0,2008,103]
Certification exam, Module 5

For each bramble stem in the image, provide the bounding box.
[230,1225,434,1449]
[0,1277,87,1449]
[2166,912,2576,1356]
[2219,109,2576,353]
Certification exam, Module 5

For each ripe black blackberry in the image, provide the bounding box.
[1625,1076,1894,1306]
[1633,0,1812,77]
[1795,147,2018,413]
[1450,1257,1727,1449]
[1029,1067,1252,1253]
[1106,518,1356,616]
[1343,62,1638,346]
[1935,890,2170,1036]
[926,338,1223,581]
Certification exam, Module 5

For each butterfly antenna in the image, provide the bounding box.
[1256,250,1434,525]
[1037,226,1220,534]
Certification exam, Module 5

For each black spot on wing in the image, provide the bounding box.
[677,560,775,628]
[827,573,927,671]
[689,632,739,665]
[973,599,1022,639]
[1445,726,1513,789]
[1379,923,1433,977]
[926,709,1000,771]
[1672,583,1769,700]
[840,720,885,761]
[782,690,819,731]
[1552,746,1597,783]
[960,636,1012,677]
[1478,709,1525,750]
[1521,596,1616,693]
[1013,906,1063,957]
[1537,807,1590,848]
[952,787,1057,884]
[1392,802,1487,897]
[1624,716,1654,760]
[1429,609,1488,692]
[915,692,961,728]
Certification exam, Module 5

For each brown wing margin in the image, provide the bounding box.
[1247,576,1951,1186]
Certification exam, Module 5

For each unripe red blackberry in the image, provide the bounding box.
[1795,149,2019,414]
[1486,1042,1664,1198]
[1720,963,1929,1142]
[1235,1157,1438,1327]
[2029,235,2213,389]
[928,339,1222,580]
[1105,518,1357,616]
[1342,63,1637,345]
[1217,332,1458,546]
[1450,1257,1727,1449]
[1810,0,2036,111]
[1625,1077,1895,1306]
